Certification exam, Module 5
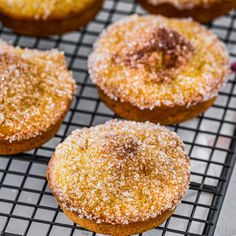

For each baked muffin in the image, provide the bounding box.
[0,0,103,36]
[0,40,75,155]
[137,0,236,23]
[88,15,229,125]
[47,120,190,235]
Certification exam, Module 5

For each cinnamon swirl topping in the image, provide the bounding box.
[116,27,194,83]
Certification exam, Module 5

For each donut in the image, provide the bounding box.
[0,40,76,155]
[88,15,229,125]
[137,0,236,23]
[47,119,190,235]
[0,0,103,36]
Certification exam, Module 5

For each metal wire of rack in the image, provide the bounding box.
[0,0,236,235]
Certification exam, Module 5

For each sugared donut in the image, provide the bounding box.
[137,0,236,23]
[47,120,190,235]
[0,0,103,36]
[0,40,75,155]
[88,15,229,125]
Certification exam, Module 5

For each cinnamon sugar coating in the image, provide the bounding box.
[0,40,75,142]
[88,15,228,110]
[0,0,95,20]
[47,120,190,224]
[147,0,224,9]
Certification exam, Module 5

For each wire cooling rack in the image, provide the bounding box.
[0,0,236,235]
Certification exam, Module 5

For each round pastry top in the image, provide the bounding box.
[147,0,223,9]
[47,120,190,224]
[0,0,96,20]
[0,40,75,142]
[88,15,228,110]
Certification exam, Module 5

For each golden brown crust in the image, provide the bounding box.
[47,120,190,234]
[48,163,176,235]
[138,0,236,23]
[0,40,75,155]
[0,0,103,36]
[57,196,175,236]
[99,88,216,125]
[0,0,98,20]
[0,102,70,155]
